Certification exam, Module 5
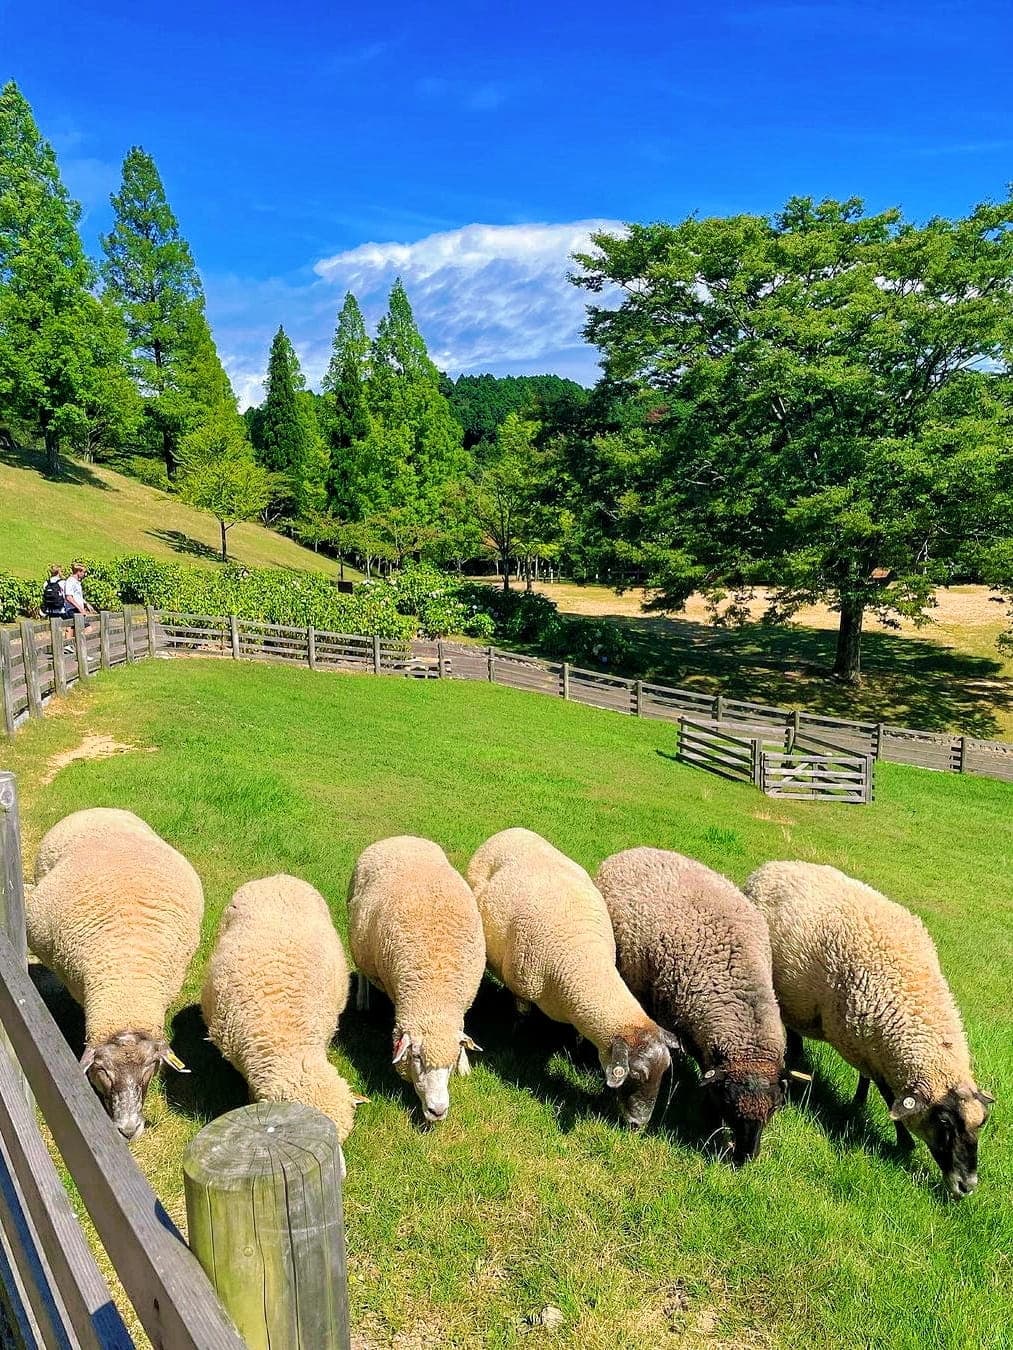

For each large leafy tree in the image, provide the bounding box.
[177,412,273,561]
[101,147,232,474]
[466,411,547,589]
[0,82,131,475]
[573,197,1013,682]
[446,372,589,453]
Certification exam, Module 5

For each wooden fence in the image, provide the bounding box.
[2,610,1013,788]
[0,771,351,1348]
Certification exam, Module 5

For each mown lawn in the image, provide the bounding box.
[2,658,1012,1349]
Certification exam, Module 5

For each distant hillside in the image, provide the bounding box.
[0,446,342,579]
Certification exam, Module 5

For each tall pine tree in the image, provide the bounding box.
[101,147,233,475]
[321,292,371,515]
[0,82,130,475]
[251,327,329,519]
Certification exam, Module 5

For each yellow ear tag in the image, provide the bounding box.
[164,1050,189,1073]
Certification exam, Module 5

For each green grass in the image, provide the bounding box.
[0,442,347,577]
[3,659,1012,1348]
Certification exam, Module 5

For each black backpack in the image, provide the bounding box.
[42,577,64,615]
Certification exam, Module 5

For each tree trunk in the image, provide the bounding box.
[833,597,864,683]
[162,427,176,479]
[44,426,61,476]
[220,520,228,563]
[525,557,533,592]
[501,554,510,591]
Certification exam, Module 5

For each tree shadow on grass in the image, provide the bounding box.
[146,530,223,563]
[0,441,115,491]
[518,610,1013,737]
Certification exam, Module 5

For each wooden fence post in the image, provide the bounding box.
[0,630,17,736]
[751,738,764,790]
[73,615,90,679]
[372,634,381,675]
[49,619,67,698]
[145,605,157,657]
[19,622,41,718]
[308,625,317,671]
[792,709,800,749]
[714,693,725,725]
[437,639,445,677]
[634,679,643,716]
[875,722,885,759]
[562,662,570,700]
[184,1101,350,1350]
[487,646,495,682]
[958,736,968,774]
[0,773,27,965]
[99,611,111,669]
[123,609,135,664]
[230,615,241,660]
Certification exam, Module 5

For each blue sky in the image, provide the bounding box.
[4,0,1013,403]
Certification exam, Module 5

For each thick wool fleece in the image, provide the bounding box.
[202,875,357,1141]
[35,807,158,881]
[348,836,485,1068]
[467,828,655,1053]
[28,817,203,1045]
[745,861,977,1105]
[596,848,784,1071]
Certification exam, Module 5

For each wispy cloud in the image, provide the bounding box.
[211,219,622,408]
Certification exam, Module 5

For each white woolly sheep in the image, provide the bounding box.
[745,860,993,1198]
[468,828,679,1129]
[596,847,789,1163]
[29,809,203,1139]
[202,875,363,1169]
[348,836,485,1123]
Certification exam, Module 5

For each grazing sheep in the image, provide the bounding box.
[745,861,993,1198]
[596,847,788,1163]
[468,828,679,1129]
[29,809,202,1139]
[348,836,484,1123]
[202,875,363,1169]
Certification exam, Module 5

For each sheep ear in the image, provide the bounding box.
[659,1027,683,1055]
[461,1034,483,1053]
[788,1069,813,1083]
[976,1090,995,1107]
[392,1032,411,1065]
[700,1067,725,1088]
[161,1048,190,1073]
[605,1037,629,1089]
[890,1091,928,1121]
[80,1046,96,1071]
[352,1092,370,1107]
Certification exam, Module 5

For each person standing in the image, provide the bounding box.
[61,563,94,619]
[41,565,65,617]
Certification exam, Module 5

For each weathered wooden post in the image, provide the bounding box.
[562,661,571,701]
[19,622,42,719]
[0,773,27,965]
[486,646,495,682]
[73,614,90,679]
[230,614,241,660]
[437,639,445,677]
[183,1101,350,1350]
[958,735,968,774]
[875,721,885,759]
[0,630,17,735]
[49,619,68,698]
[634,679,643,717]
[751,737,764,790]
[791,708,801,749]
[372,634,381,675]
[308,625,317,670]
[714,693,725,725]
[99,610,112,669]
[123,608,135,664]
[145,605,157,656]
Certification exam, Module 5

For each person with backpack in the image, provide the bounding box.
[61,563,93,620]
[41,565,66,617]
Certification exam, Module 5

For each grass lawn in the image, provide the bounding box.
[2,658,1012,1348]
[0,443,349,578]
[525,582,1013,741]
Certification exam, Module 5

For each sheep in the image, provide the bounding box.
[596,847,789,1163]
[29,809,202,1139]
[744,861,993,1198]
[348,836,485,1123]
[468,828,679,1129]
[201,875,364,1170]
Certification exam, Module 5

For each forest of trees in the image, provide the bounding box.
[3,78,1013,678]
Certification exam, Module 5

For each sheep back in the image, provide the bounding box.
[35,807,158,881]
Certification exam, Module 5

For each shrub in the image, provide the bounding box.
[460,585,561,643]
[0,572,40,623]
[542,616,636,670]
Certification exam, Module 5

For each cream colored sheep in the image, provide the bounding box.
[29,810,203,1139]
[348,836,484,1123]
[202,875,363,1166]
[468,828,678,1128]
[596,847,787,1163]
[745,860,993,1197]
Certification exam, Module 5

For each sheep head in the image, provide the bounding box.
[700,1059,786,1164]
[891,1082,993,1199]
[604,1026,681,1130]
[392,1026,481,1124]
[80,1031,187,1140]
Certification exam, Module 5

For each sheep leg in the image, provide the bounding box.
[355,973,372,1012]
[853,1074,871,1109]
[873,1076,914,1149]
[785,1028,804,1066]
[515,997,532,1017]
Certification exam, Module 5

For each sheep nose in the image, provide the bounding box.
[427,1103,449,1121]
[951,1173,978,1198]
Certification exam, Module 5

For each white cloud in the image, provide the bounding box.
[208,219,624,410]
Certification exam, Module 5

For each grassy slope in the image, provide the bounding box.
[0,445,341,577]
[3,660,1012,1349]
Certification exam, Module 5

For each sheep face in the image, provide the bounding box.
[80,1031,186,1140]
[392,1029,480,1124]
[605,1029,678,1130]
[700,1063,785,1164]
[892,1083,993,1199]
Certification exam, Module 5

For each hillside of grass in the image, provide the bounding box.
[0,444,342,577]
[3,658,1011,1349]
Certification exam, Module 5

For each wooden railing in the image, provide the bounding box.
[0,773,351,1348]
[2,610,1013,787]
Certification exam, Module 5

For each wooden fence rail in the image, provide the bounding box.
[0,771,351,1348]
[2,610,1012,787]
